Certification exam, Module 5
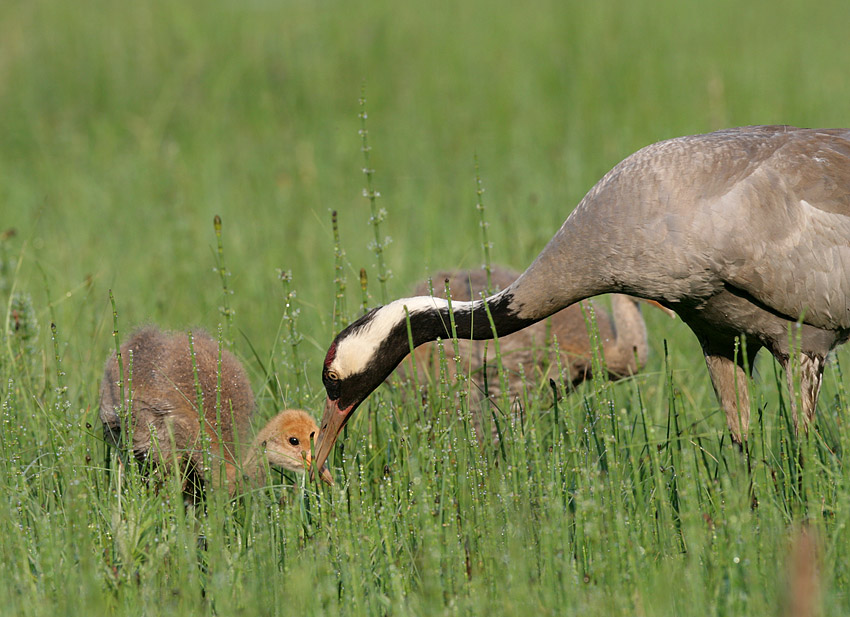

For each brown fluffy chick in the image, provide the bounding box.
[407,266,653,406]
[99,326,332,497]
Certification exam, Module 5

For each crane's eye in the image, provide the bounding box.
[324,369,341,400]
[288,437,299,446]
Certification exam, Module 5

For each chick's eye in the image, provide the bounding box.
[288,437,299,446]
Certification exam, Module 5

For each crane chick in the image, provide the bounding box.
[99,326,333,497]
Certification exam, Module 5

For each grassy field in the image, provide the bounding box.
[2,0,850,614]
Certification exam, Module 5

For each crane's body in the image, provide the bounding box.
[514,126,850,328]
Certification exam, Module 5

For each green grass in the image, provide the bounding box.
[2,0,850,614]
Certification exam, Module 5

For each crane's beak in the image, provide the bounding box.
[316,462,335,486]
[310,397,354,481]
[302,450,335,485]
[301,449,335,485]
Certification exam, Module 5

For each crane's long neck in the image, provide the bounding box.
[326,291,544,404]
[408,290,535,344]
[391,271,602,352]
[328,209,616,394]
[364,226,608,354]
[426,220,612,340]
[504,212,617,321]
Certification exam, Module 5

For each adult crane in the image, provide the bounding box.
[312,126,850,476]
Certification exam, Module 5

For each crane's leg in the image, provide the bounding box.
[785,353,825,433]
[700,337,761,443]
[704,354,751,443]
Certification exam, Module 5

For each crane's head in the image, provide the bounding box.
[311,296,460,477]
[311,287,520,479]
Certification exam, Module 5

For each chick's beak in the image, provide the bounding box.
[310,397,354,481]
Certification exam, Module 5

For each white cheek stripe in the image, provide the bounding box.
[330,296,476,378]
